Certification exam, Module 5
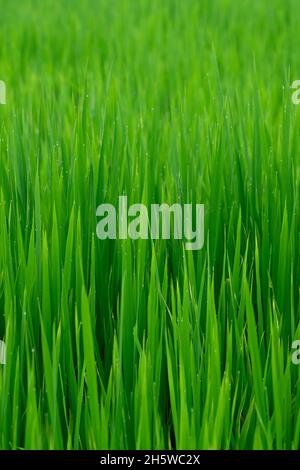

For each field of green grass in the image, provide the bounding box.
[0,0,300,450]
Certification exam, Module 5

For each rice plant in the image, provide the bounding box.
[0,0,300,450]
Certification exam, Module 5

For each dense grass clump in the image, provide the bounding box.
[0,0,300,450]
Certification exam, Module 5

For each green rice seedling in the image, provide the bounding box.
[0,0,300,451]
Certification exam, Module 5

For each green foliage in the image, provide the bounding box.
[0,0,300,450]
